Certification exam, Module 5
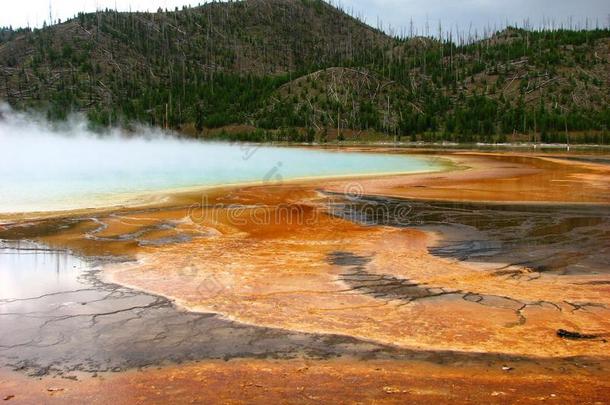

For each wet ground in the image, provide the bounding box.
[0,241,463,377]
[0,151,609,403]
[4,240,605,381]
[328,195,610,276]
[326,196,610,342]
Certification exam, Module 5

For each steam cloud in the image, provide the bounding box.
[0,105,435,213]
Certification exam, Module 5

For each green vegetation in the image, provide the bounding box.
[0,0,608,143]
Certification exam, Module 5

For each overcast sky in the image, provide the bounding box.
[2,0,609,36]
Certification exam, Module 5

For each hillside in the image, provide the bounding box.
[0,0,391,125]
[0,0,609,144]
[258,28,610,143]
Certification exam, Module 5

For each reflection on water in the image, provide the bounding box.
[0,208,607,377]
[328,195,610,275]
[1,240,493,377]
[0,241,86,300]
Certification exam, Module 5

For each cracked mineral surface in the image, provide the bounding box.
[1,241,480,378]
[0,150,609,403]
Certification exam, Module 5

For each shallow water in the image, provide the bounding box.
[0,125,439,212]
[1,240,602,379]
[1,160,608,378]
[0,241,378,376]
[0,241,85,300]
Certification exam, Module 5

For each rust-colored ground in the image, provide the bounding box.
[321,151,610,203]
[2,358,609,404]
[102,152,610,357]
[1,150,609,403]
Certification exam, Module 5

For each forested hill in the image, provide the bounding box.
[0,0,609,144]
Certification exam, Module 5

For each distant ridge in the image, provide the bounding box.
[0,0,609,143]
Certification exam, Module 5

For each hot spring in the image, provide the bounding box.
[0,109,441,213]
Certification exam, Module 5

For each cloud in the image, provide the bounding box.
[345,0,609,35]
[1,1,608,35]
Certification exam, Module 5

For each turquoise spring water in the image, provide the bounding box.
[0,116,441,213]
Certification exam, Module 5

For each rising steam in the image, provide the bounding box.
[0,105,437,213]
